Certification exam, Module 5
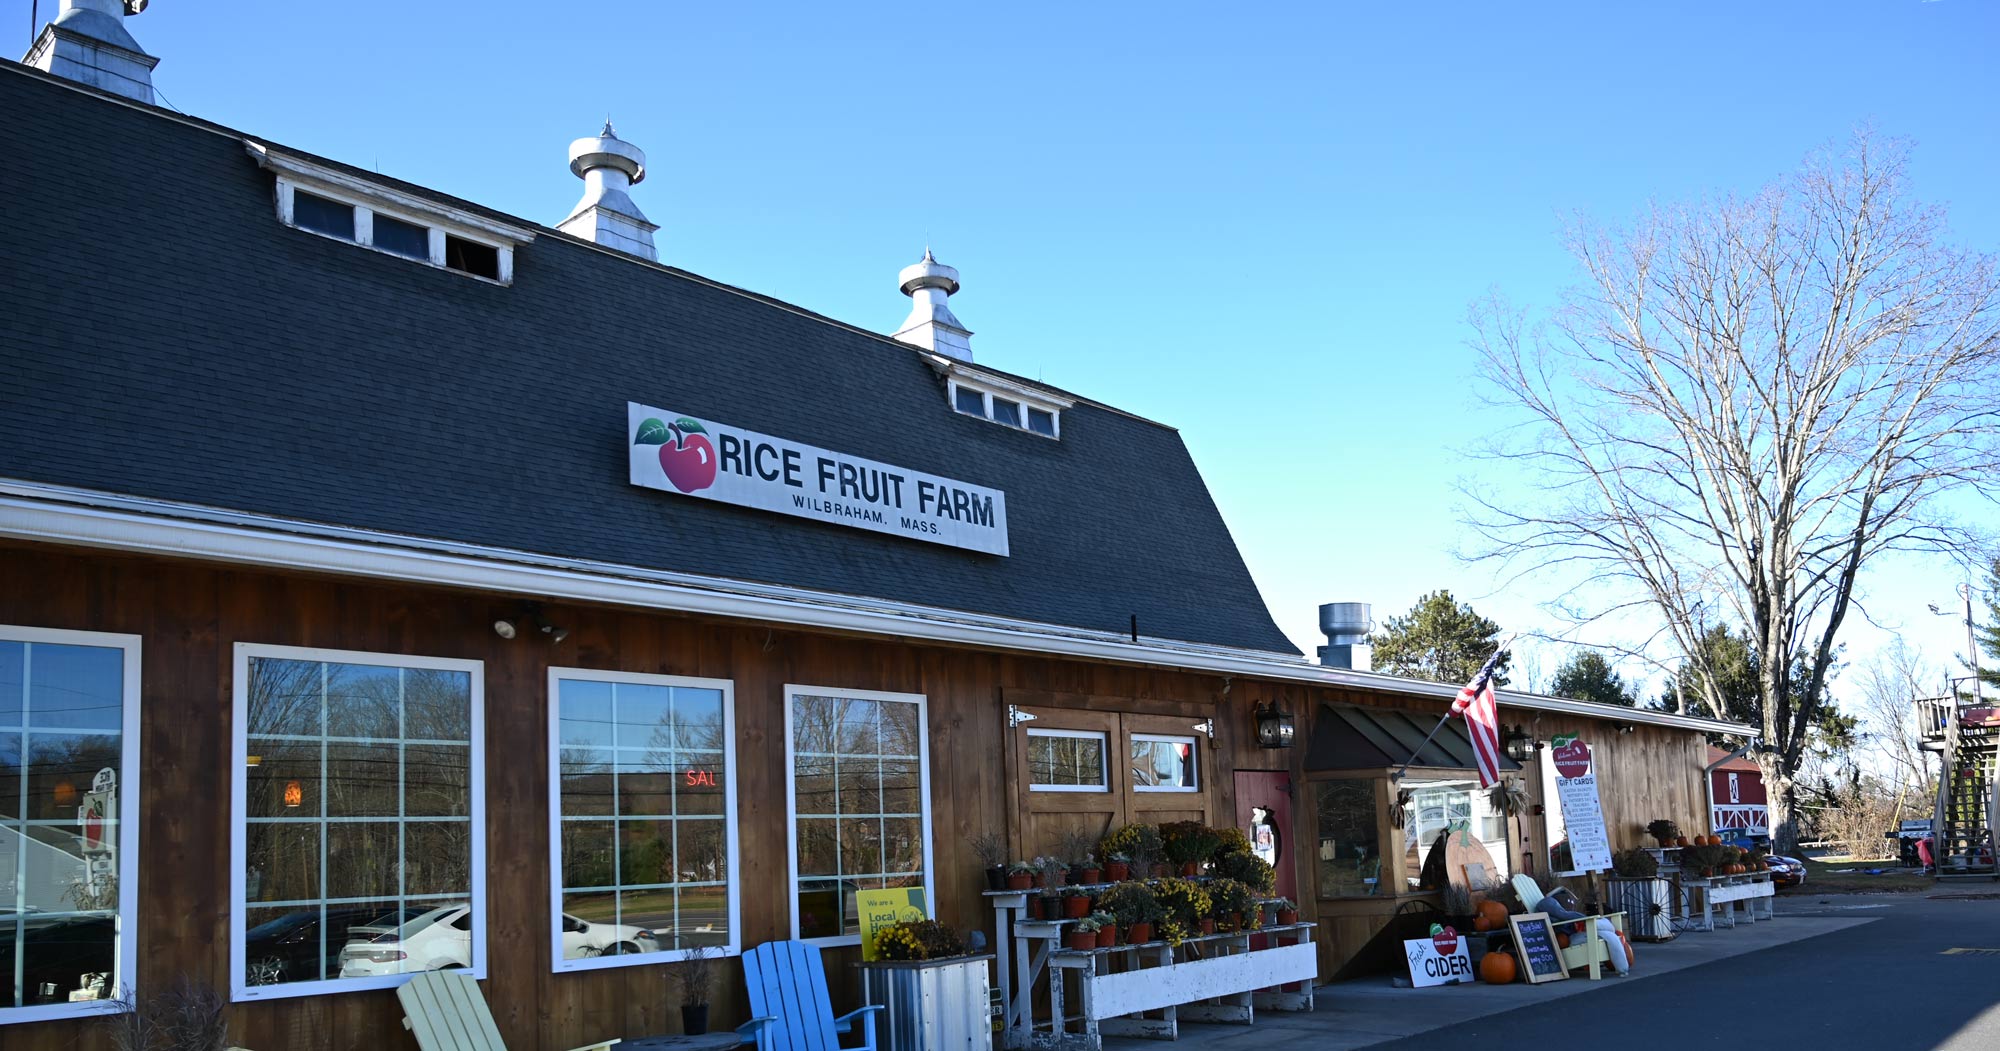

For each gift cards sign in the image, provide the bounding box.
[1551,734,1612,873]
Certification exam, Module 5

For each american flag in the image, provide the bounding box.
[1450,645,1507,788]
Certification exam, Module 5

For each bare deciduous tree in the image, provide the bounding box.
[1857,639,1940,821]
[1466,133,2000,854]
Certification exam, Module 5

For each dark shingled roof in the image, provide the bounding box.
[0,63,1297,656]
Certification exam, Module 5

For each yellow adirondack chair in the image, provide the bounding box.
[398,971,620,1051]
[1509,874,1627,979]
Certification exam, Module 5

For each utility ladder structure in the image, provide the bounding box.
[1919,696,2000,880]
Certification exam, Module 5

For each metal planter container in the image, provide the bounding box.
[1606,876,1677,942]
[858,953,994,1051]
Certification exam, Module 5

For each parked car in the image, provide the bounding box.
[1764,854,1806,887]
[338,904,473,978]
[559,912,662,959]
[245,906,430,985]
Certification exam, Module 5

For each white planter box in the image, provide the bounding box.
[1605,877,1676,942]
[859,954,994,1051]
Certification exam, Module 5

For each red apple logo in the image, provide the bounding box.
[1552,736,1591,779]
[1431,925,1459,955]
[635,415,718,494]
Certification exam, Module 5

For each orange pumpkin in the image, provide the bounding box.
[1708,835,1724,846]
[1619,932,1633,966]
[1555,930,1570,948]
[1472,914,1493,933]
[1675,836,1690,847]
[1477,899,1509,927]
[1480,950,1518,984]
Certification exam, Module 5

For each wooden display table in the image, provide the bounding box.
[1680,872,1774,931]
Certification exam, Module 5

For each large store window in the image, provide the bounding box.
[1314,779,1381,897]
[549,670,737,971]
[1131,733,1198,792]
[232,645,484,1000]
[0,627,140,1025]
[1027,728,1107,792]
[1401,777,1512,891]
[785,687,932,946]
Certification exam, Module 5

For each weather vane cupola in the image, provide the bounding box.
[25,0,159,103]
[558,121,658,262]
[894,248,974,362]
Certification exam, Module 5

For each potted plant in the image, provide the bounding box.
[1270,897,1299,925]
[1036,855,1068,890]
[1211,826,1255,861]
[970,833,1008,891]
[670,944,717,1035]
[1155,876,1213,937]
[1611,847,1659,878]
[1646,819,1681,848]
[1207,878,1257,932]
[1005,860,1034,891]
[1441,883,1479,933]
[1067,917,1101,952]
[1682,844,1724,877]
[1090,910,1118,947]
[1212,850,1276,894]
[1062,886,1094,919]
[1057,828,1102,884]
[1100,881,1164,945]
[1033,889,1062,921]
[1160,821,1220,876]
[1104,851,1132,882]
[1100,823,1165,879]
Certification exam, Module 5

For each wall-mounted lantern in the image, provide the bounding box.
[1504,724,1538,764]
[1253,703,1295,748]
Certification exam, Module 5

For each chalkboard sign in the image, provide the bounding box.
[1506,912,1569,985]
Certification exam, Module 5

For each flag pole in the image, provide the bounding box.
[1391,635,1513,782]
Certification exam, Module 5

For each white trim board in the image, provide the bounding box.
[0,481,1754,738]
[0,625,142,1027]
[545,668,741,972]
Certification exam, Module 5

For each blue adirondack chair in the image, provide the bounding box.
[741,940,884,1051]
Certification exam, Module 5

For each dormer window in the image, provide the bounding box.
[947,376,1067,438]
[246,141,537,285]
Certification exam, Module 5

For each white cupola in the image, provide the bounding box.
[25,0,158,104]
[893,248,973,362]
[558,122,658,261]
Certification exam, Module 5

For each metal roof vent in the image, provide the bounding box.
[24,0,158,104]
[558,122,658,261]
[893,248,973,362]
[1317,602,1372,670]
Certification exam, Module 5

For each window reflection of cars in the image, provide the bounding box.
[244,906,430,985]
[0,913,115,1003]
[559,913,662,959]
[338,904,474,978]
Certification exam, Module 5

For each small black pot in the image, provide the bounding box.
[681,1004,709,1036]
[984,866,1007,891]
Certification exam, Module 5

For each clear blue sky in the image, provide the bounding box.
[29,0,1995,697]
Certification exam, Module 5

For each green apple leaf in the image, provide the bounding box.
[674,417,708,436]
[634,417,672,445]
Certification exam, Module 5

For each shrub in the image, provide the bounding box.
[1099,881,1165,926]
[1212,850,1277,893]
[1159,822,1220,868]
[1153,877,1212,928]
[1645,819,1681,842]
[1099,824,1164,875]
[1211,826,1254,861]
[871,919,967,962]
[1612,847,1659,878]
[1207,878,1259,927]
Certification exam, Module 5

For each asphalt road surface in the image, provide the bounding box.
[1360,892,2000,1050]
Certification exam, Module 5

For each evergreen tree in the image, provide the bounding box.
[1549,650,1638,707]
[1972,558,2000,695]
[1368,590,1508,685]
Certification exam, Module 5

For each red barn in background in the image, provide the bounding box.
[1709,745,1769,838]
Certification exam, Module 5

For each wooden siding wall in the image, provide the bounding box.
[0,542,1719,1049]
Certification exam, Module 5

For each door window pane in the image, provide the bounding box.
[1131,734,1199,792]
[1315,779,1381,898]
[788,691,929,943]
[1401,778,1511,891]
[238,650,480,996]
[552,676,735,967]
[1027,729,1107,791]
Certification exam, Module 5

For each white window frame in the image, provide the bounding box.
[246,141,535,286]
[0,625,142,1027]
[1026,727,1110,793]
[945,377,1066,439]
[782,685,934,948]
[1130,732,1200,793]
[546,668,740,972]
[229,643,486,1002]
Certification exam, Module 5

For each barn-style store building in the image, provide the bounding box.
[0,9,1744,1048]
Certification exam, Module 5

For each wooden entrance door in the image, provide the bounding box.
[1006,706,1214,861]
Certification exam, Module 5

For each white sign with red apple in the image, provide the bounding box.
[1551,734,1612,873]
[627,401,1010,555]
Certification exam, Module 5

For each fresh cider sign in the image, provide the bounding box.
[627,402,1010,555]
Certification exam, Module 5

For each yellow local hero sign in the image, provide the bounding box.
[856,887,928,961]
[628,402,1010,555]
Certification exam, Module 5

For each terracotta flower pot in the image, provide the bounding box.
[1079,867,1102,885]
[1276,908,1298,925]
[1106,862,1130,882]
[1064,895,1092,919]
[1097,925,1117,948]
[1224,911,1242,931]
[1198,918,1216,935]
[1006,873,1033,891]
[1126,922,1154,944]
[1181,862,1201,877]
[1066,931,1097,952]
